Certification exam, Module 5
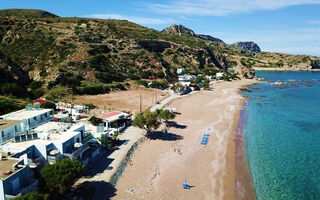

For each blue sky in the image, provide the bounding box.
[1,0,320,56]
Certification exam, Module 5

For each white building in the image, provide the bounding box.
[0,120,23,145]
[177,67,185,74]
[216,72,225,78]
[2,122,96,166]
[0,156,38,200]
[56,103,85,121]
[98,111,131,134]
[0,108,53,131]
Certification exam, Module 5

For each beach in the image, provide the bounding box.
[112,79,257,200]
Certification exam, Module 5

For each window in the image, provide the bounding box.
[1,131,4,138]
[33,116,37,121]
[14,125,17,132]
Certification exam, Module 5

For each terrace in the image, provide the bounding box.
[0,158,23,180]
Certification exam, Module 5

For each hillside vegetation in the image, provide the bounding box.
[0,9,318,106]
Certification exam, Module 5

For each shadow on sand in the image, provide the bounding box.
[72,181,117,200]
[148,131,183,141]
[167,121,187,129]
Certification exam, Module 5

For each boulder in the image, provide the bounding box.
[235,65,255,79]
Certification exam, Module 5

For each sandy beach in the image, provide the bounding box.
[112,79,257,200]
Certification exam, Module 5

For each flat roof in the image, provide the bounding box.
[3,122,84,152]
[0,119,22,131]
[1,108,52,120]
[0,158,22,180]
[98,111,129,122]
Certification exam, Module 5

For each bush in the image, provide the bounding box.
[155,71,165,78]
[40,102,56,110]
[31,88,45,98]
[150,80,168,89]
[113,83,126,90]
[203,80,210,89]
[1,83,25,97]
[29,81,44,90]
[77,84,110,95]
[0,97,25,115]
[139,71,152,79]
[84,103,97,109]
[136,80,148,87]
[14,192,49,200]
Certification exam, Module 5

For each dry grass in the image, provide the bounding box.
[67,85,169,114]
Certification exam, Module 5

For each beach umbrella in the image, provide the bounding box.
[74,143,82,148]
[50,150,60,156]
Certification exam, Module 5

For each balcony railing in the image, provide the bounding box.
[63,142,89,160]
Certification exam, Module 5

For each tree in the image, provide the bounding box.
[132,110,161,134]
[193,76,203,84]
[157,109,176,125]
[40,102,56,110]
[40,159,84,194]
[89,116,103,126]
[14,192,49,200]
[202,80,210,89]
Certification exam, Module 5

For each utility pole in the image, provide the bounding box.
[139,94,142,113]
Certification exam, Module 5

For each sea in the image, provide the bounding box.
[240,71,320,199]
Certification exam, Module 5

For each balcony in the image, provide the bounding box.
[63,142,89,160]
[27,157,44,168]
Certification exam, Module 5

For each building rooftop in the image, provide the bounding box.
[0,119,22,131]
[98,111,129,122]
[2,122,84,153]
[0,158,22,180]
[1,108,52,120]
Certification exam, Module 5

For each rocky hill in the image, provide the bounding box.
[0,9,59,18]
[233,41,261,53]
[0,10,237,101]
[0,9,318,103]
[162,24,196,36]
[162,24,224,43]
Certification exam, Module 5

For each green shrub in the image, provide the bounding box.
[14,192,49,200]
[1,83,25,97]
[150,80,168,89]
[89,116,103,126]
[84,103,96,109]
[40,102,56,110]
[113,83,126,90]
[135,80,148,87]
[29,81,44,90]
[0,97,25,115]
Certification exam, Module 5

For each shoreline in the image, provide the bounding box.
[254,67,320,71]
[112,79,258,200]
[234,98,256,200]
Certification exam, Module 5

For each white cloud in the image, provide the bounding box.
[144,0,320,16]
[86,14,174,25]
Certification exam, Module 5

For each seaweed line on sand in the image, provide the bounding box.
[109,137,146,187]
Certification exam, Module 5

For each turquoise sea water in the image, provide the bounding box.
[241,71,320,199]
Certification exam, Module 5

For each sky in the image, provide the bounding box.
[1,0,320,56]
